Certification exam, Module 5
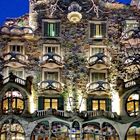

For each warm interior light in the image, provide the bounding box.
[67,11,82,23]
[29,95,35,113]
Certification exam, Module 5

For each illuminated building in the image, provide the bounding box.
[0,0,140,140]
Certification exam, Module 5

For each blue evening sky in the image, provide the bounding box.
[0,0,131,26]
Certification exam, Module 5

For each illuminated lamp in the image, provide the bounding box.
[67,2,82,23]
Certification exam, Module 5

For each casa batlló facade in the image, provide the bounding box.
[0,0,140,140]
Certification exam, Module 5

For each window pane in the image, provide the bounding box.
[92,73,105,82]
[44,22,60,37]
[92,100,98,110]
[44,99,50,110]
[127,102,134,113]
[100,100,106,111]
[135,101,139,111]
[44,72,58,81]
[47,47,52,53]
[91,48,104,55]
[52,99,58,110]
[3,99,8,110]
[17,99,24,110]
[12,98,16,109]
[9,69,23,78]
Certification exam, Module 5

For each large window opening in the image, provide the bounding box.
[126,93,139,117]
[126,122,140,140]
[2,89,24,114]
[43,21,60,37]
[0,119,25,140]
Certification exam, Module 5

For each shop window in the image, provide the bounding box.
[0,120,25,140]
[43,20,60,37]
[90,22,106,39]
[126,93,139,117]
[2,90,24,114]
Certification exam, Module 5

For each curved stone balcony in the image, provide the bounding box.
[123,54,140,67]
[3,52,28,67]
[87,81,110,93]
[40,52,63,68]
[39,80,62,92]
[0,26,33,36]
[88,53,109,69]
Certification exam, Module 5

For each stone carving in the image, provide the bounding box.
[25,76,33,94]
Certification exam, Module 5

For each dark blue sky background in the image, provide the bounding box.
[0,0,131,26]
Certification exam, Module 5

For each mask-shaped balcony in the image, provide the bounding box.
[87,81,110,93]
[40,52,63,68]
[39,80,62,92]
[3,52,28,68]
[123,54,140,67]
[88,53,109,69]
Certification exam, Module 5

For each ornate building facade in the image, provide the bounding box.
[0,0,140,140]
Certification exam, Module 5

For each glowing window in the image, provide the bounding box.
[92,100,106,111]
[44,98,58,110]
[2,90,24,114]
[127,93,139,117]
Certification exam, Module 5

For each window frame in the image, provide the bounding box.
[42,68,60,82]
[42,44,60,55]
[92,99,106,111]
[2,90,25,114]
[42,19,61,38]
[8,67,25,79]
[44,98,58,110]
[126,93,140,117]
[125,19,139,31]
[89,21,107,39]
[90,70,107,83]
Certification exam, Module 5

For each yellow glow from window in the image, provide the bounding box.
[44,99,50,110]
[30,96,35,113]
[111,84,120,115]
[52,99,58,110]
[100,100,106,111]
[3,99,8,110]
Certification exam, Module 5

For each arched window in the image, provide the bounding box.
[31,121,49,140]
[102,122,119,140]
[126,93,139,117]
[2,89,24,114]
[51,122,69,140]
[0,119,25,140]
[83,123,100,140]
[126,122,140,140]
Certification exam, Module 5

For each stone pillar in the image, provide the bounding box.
[48,122,52,140]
